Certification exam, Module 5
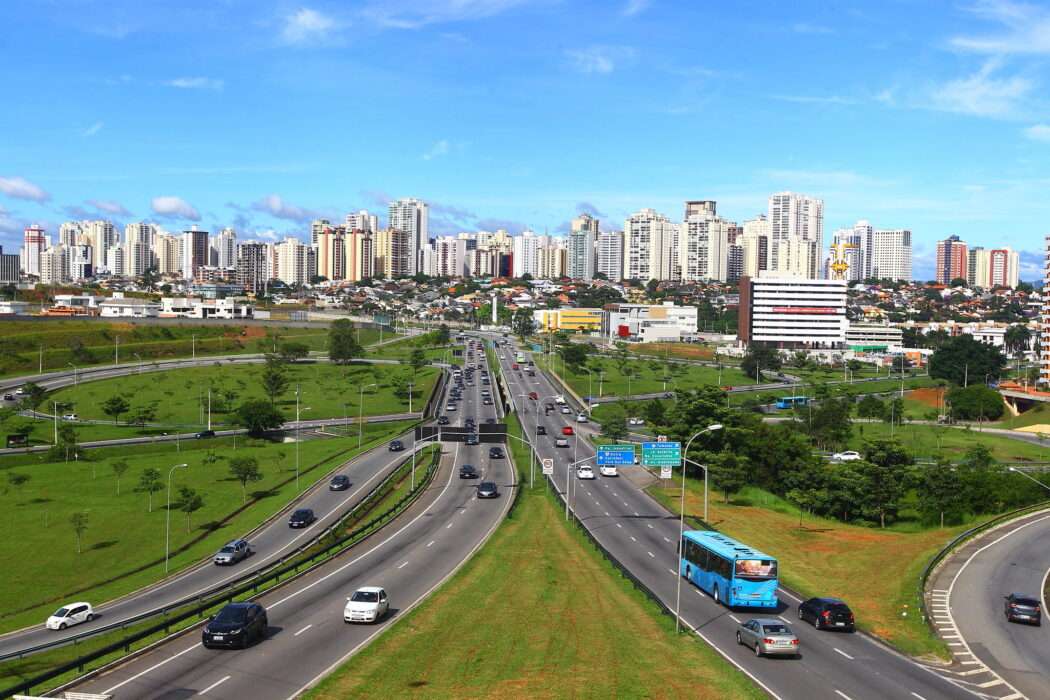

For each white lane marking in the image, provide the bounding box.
[616,523,622,528]
[427,540,435,547]
[728,614,741,623]
[647,551,655,558]
[630,536,637,542]
[834,648,854,660]
[294,624,313,636]
[446,522,453,529]
[667,569,676,575]
[103,644,201,693]
[910,693,928,700]
[682,620,785,700]
[647,523,653,529]
[834,692,853,700]
[695,589,704,596]
[197,675,231,696]
[604,511,610,516]
[397,561,409,569]
[594,500,600,506]
[778,615,791,624]
[663,537,670,543]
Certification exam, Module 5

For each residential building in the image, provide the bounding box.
[125,222,155,278]
[20,224,48,277]
[740,216,770,278]
[344,230,375,282]
[537,239,565,279]
[314,225,345,281]
[771,236,817,279]
[345,209,378,232]
[83,220,118,272]
[829,227,865,282]
[40,244,69,284]
[274,237,312,286]
[310,219,331,246]
[59,222,81,248]
[738,275,848,348]
[679,211,729,282]
[726,245,744,283]
[768,192,823,278]
[215,228,237,269]
[373,228,412,279]
[0,249,19,283]
[236,242,271,294]
[70,244,93,280]
[567,218,596,281]
[1041,235,1049,386]
[604,301,699,343]
[685,200,717,219]
[434,236,467,277]
[596,231,624,281]
[968,246,988,287]
[155,233,181,275]
[181,227,209,280]
[388,198,428,275]
[851,220,874,278]
[869,229,912,281]
[989,248,1020,289]
[623,208,677,282]
[105,245,125,276]
[935,235,967,284]
[512,231,540,278]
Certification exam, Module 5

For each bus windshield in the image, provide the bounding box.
[735,559,778,579]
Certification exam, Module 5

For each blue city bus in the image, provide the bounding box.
[680,530,779,608]
[775,395,809,410]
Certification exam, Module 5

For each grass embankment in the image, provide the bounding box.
[0,319,343,379]
[306,414,763,700]
[41,362,437,431]
[647,481,962,659]
[0,420,414,633]
[998,403,1050,431]
[538,355,750,399]
[847,421,1048,462]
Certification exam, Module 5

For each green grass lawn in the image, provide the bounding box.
[848,421,1048,462]
[996,403,1050,430]
[647,481,966,659]
[0,420,414,634]
[45,362,439,428]
[540,355,751,399]
[306,414,763,700]
[729,375,936,406]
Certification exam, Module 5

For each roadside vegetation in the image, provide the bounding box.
[306,414,763,700]
[0,420,414,633]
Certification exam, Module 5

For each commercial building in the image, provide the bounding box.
[603,302,698,343]
[99,294,160,318]
[160,297,253,319]
[533,308,604,333]
[935,235,967,285]
[738,275,848,348]
[845,323,904,352]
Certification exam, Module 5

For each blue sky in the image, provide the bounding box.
[1,0,1048,281]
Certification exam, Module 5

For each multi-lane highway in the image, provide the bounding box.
[493,335,979,700]
[61,339,515,698]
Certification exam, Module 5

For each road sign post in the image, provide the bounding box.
[660,465,673,479]
[597,444,636,466]
[642,441,682,468]
[541,458,554,475]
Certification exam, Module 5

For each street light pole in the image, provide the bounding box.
[1008,467,1050,493]
[675,423,723,634]
[67,363,77,386]
[165,463,189,573]
[358,382,376,447]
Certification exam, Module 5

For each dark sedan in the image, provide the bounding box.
[388,440,404,452]
[466,434,479,446]
[798,597,855,632]
[477,481,500,498]
[202,602,268,649]
[329,475,351,491]
[488,447,504,459]
[437,416,450,425]
[1005,593,1041,625]
[459,464,478,479]
[288,508,316,528]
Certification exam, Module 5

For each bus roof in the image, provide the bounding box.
[779,396,808,401]
[683,530,776,562]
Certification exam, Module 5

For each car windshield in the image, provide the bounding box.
[293,510,310,518]
[214,606,248,624]
[220,546,236,553]
[54,607,70,617]
[762,624,790,634]
[351,591,380,603]
[1014,597,1040,606]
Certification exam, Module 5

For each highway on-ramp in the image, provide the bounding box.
[493,335,977,700]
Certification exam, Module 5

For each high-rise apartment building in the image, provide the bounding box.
[373,228,412,279]
[275,237,311,286]
[39,244,70,284]
[181,227,209,280]
[512,231,540,278]
[215,228,237,269]
[59,222,82,248]
[850,220,874,279]
[935,235,968,284]
[20,224,48,277]
[770,236,817,279]
[70,245,93,280]
[684,200,717,219]
[566,229,596,281]
[236,242,271,293]
[595,231,624,282]
[869,229,912,281]
[83,220,118,271]
[537,240,565,279]
[768,192,823,278]
[345,210,378,232]
[830,228,865,282]
[623,209,677,282]
[0,248,19,283]
[310,219,330,246]
[105,245,125,277]
[388,198,428,275]
[434,236,467,278]
[740,215,770,278]
[344,230,375,282]
[988,248,1020,288]
[679,211,729,282]
[154,234,180,275]
[125,222,156,277]
[314,226,345,281]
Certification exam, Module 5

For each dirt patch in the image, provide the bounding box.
[1015,424,1050,435]
[909,386,944,408]
[236,326,267,339]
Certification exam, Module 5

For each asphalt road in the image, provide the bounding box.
[945,512,1050,699]
[64,340,515,699]
[491,334,976,700]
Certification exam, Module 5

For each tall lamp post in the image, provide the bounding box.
[675,423,723,634]
[67,363,78,386]
[358,382,376,447]
[1008,467,1050,494]
[165,463,189,573]
[295,385,311,493]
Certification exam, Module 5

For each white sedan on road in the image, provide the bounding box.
[599,465,619,477]
[831,451,862,462]
[344,586,389,624]
[46,602,94,630]
[576,466,596,480]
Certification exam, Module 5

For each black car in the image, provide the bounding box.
[489,446,504,459]
[1004,593,1042,625]
[459,464,478,479]
[484,417,497,424]
[477,481,499,498]
[466,434,479,446]
[389,440,404,452]
[288,508,316,528]
[329,475,351,491]
[536,425,547,435]
[202,602,268,649]
[195,430,216,439]
[437,416,450,425]
[798,597,855,632]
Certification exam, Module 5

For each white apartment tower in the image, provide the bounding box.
[768,192,824,278]
[82,220,118,272]
[679,212,729,282]
[215,228,237,269]
[623,209,677,282]
[512,231,540,278]
[345,210,378,232]
[869,229,912,281]
[20,225,49,276]
[740,216,770,278]
[275,237,310,285]
[830,228,865,282]
[596,231,624,281]
[388,198,429,276]
[434,236,467,278]
[567,216,597,281]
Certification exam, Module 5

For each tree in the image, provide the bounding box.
[260,357,289,407]
[643,399,666,426]
[234,400,285,437]
[804,395,853,450]
[917,460,964,527]
[279,342,310,363]
[138,468,163,512]
[512,308,535,340]
[859,440,912,528]
[601,403,629,441]
[435,324,451,346]
[228,456,262,503]
[101,395,130,425]
[856,395,886,420]
[130,403,157,427]
[409,347,428,377]
[1003,324,1032,361]
[947,385,1004,421]
[178,486,204,532]
[19,381,46,410]
[111,459,129,495]
[70,511,89,553]
[329,319,364,364]
[557,342,589,369]
[929,334,1006,387]
[741,344,782,380]
[791,350,810,368]
[710,452,749,503]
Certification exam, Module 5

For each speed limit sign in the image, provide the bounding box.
[542,458,554,475]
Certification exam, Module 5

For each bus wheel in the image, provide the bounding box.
[713,586,720,605]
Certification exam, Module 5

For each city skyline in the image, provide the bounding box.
[2,0,1049,281]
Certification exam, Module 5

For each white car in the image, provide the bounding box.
[446,403,457,411]
[576,466,595,480]
[344,586,389,624]
[555,437,569,448]
[599,465,619,477]
[576,414,588,423]
[554,395,566,405]
[628,417,645,426]
[560,406,571,414]
[832,451,862,462]
[46,602,94,630]
[62,413,78,421]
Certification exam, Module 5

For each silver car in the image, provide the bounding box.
[736,618,800,658]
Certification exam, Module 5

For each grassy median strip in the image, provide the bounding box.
[647,481,968,659]
[0,421,414,633]
[305,414,763,700]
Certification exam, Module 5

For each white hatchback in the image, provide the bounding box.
[47,602,94,630]
[832,451,862,462]
[576,466,595,480]
[344,586,389,624]
[599,465,619,477]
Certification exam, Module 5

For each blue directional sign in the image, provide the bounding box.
[597,444,636,466]
[642,441,682,467]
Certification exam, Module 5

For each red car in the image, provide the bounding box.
[561,426,574,436]
[528,391,538,400]
[512,363,519,370]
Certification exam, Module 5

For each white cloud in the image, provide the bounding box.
[151,196,201,221]
[950,0,1050,55]
[87,199,131,216]
[0,176,50,202]
[422,140,450,160]
[566,46,636,74]
[82,121,104,137]
[1023,123,1050,141]
[929,58,1032,118]
[362,0,530,29]
[622,0,650,17]
[165,77,224,90]
[251,194,317,222]
[282,8,336,44]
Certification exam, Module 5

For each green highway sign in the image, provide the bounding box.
[642,441,681,467]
